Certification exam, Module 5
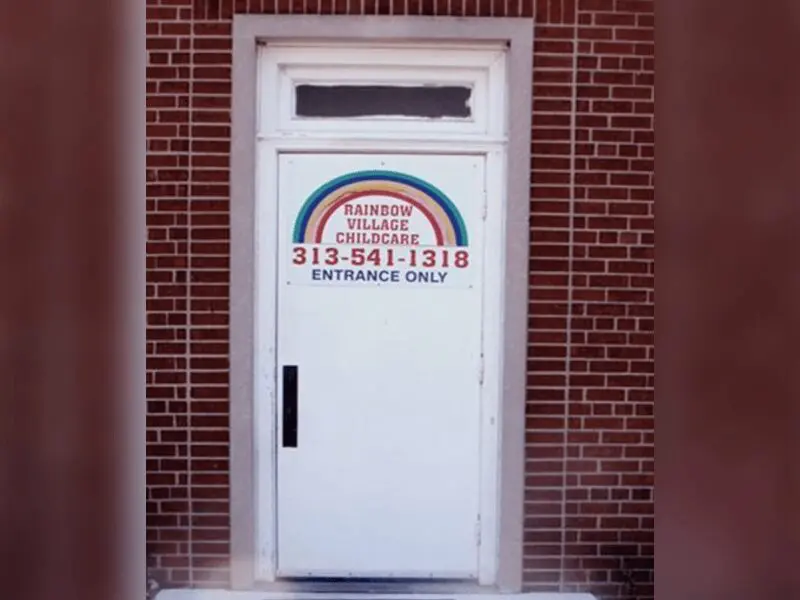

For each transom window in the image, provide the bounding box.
[257,44,507,137]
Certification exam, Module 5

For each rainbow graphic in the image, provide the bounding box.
[291,170,469,247]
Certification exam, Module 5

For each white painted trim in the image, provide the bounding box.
[254,42,509,586]
[256,135,510,147]
[259,44,507,137]
[262,44,506,68]
[231,15,534,593]
[486,52,508,138]
[157,592,598,600]
[477,147,507,585]
[253,139,280,583]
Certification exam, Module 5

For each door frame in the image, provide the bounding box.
[230,16,534,593]
[267,147,500,582]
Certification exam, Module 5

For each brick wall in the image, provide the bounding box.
[145,0,654,598]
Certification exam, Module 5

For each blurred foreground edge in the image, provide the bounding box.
[660,1,800,599]
[0,1,145,600]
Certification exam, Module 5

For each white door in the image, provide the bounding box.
[274,153,486,579]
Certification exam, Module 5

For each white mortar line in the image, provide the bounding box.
[185,0,200,587]
[559,7,580,593]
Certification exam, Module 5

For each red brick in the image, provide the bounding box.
[147,0,654,593]
[579,0,614,9]
[579,27,613,40]
[594,13,635,26]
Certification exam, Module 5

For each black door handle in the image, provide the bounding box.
[282,365,298,448]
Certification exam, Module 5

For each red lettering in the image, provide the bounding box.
[343,203,416,219]
[454,250,470,268]
[331,224,421,247]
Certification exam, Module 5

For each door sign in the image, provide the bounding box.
[288,170,476,288]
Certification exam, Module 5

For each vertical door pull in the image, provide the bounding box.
[282,365,298,448]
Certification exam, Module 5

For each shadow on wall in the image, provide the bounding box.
[147,554,161,600]
[612,547,654,600]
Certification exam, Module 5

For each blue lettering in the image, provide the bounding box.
[404,270,449,284]
[312,269,403,284]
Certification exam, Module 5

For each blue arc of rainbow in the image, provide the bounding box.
[291,170,469,247]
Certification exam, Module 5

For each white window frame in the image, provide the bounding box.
[259,43,508,138]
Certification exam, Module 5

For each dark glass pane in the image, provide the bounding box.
[294,84,472,119]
